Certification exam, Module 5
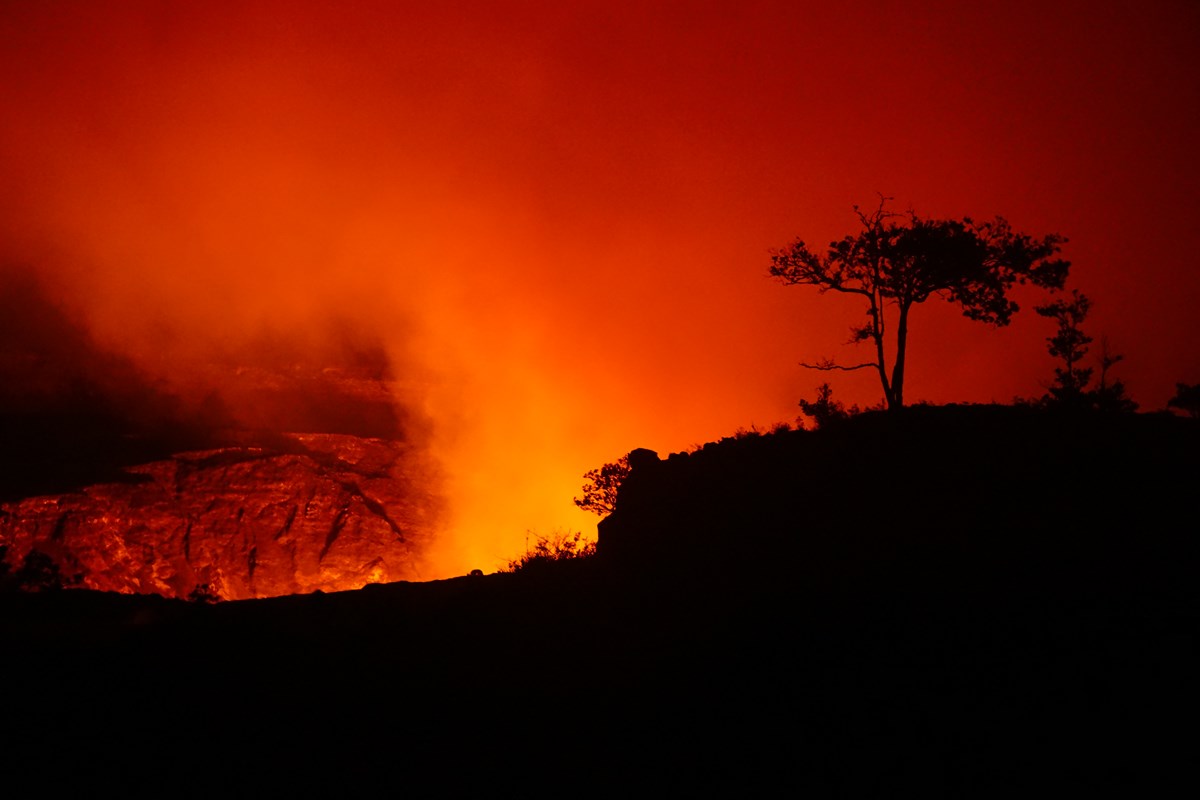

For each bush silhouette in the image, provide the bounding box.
[1168,383,1200,418]
[797,383,861,430]
[7,549,74,592]
[503,531,596,573]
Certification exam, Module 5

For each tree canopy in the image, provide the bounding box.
[769,198,1070,410]
[574,455,631,517]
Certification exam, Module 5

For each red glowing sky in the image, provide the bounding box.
[2,1,1198,575]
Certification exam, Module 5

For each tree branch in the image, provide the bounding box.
[800,359,877,372]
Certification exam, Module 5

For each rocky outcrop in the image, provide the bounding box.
[0,433,442,599]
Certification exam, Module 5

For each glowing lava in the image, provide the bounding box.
[0,434,440,600]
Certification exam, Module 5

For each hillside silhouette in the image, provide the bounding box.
[3,404,1195,794]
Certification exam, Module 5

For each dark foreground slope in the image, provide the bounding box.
[3,405,1196,795]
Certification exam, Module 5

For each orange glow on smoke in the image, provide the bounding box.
[2,2,1199,582]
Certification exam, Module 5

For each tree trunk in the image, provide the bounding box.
[876,354,896,410]
[889,302,911,411]
[870,298,897,410]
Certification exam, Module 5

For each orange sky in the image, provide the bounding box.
[2,1,1198,576]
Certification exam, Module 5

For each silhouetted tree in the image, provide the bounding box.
[1167,383,1200,418]
[574,455,631,517]
[1036,291,1136,412]
[1036,289,1093,407]
[769,197,1069,410]
[1092,336,1137,413]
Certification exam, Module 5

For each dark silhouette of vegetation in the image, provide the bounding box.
[1,548,76,592]
[1091,336,1137,413]
[574,455,631,517]
[797,382,860,430]
[1167,382,1200,418]
[769,197,1069,410]
[1035,290,1136,412]
[723,422,793,442]
[503,530,596,573]
[187,582,220,604]
[1036,289,1093,407]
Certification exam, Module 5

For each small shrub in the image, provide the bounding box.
[503,530,597,573]
[798,383,860,429]
[188,582,221,604]
[8,549,78,592]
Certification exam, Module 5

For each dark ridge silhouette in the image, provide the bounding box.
[2,404,1195,794]
[598,404,1194,591]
